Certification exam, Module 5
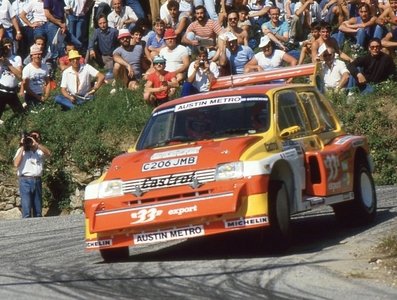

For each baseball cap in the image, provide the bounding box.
[118,28,131,39]
[259,36,271,48]
[153,55,166,64]
[164,28,177,40]
[30,44,42,55]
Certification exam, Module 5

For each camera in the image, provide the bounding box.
[22,132,33,151]
[199,60,205,68]
[0,45,5,58]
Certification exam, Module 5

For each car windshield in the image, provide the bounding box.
[136,95,270,150]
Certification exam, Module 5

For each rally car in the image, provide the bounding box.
[84,64,377,261]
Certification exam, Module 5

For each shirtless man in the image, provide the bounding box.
[311,21,352,63]
[378,0,397,54]
[223,10,248,46]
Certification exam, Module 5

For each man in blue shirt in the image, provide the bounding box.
[88,14,119,72]
[219,32,255,75]
[261,6,290,51]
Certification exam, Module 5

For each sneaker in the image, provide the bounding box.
[346,91,355,104]
[110,88,116,95]
[0,119,3,125]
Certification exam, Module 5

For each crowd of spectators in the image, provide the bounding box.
[1,0,397,123]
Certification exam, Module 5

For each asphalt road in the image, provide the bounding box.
[1,186,397,300]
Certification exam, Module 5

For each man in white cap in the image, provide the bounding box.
[218,32,255,75]
[244,36,297,82]
[245,35,297,72]
[54,50,105,110]
[22,44,51,109]
[113,28,145,91]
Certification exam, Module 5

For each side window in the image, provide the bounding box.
[276,91,309,134]
[298,91,337,133]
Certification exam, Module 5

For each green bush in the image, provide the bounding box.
[0,83,152,211]
[330,80,397,185]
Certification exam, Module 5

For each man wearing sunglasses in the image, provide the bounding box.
[347,38,396,94]
[143,55,178,106]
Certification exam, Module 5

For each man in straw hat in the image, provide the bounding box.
[54,50,105,110]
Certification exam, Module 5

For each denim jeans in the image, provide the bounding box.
[125,0,145,19]
[46,22,82,59]
[19,177,42,218]
[55,94,93,110]
[193,0,218,20]
[67,14,88,52]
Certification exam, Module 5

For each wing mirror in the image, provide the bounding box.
[280,125,301,138]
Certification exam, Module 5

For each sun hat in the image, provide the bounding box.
[30,44,42,55]
[68,50,81,60]
[153,55,166,64]
[118,28,131,39]
[164,28,177,40]
[258,36,271,48]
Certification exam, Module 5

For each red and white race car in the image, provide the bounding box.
[84,64,377,261]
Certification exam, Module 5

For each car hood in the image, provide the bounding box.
[105,136,262,180]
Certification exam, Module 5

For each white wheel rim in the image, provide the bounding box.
[360,172,374,209]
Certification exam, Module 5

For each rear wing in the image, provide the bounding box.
[210,63,323,91]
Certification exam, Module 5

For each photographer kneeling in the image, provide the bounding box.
[13,131,51,218]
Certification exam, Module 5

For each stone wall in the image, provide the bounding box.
[0,178,84,220]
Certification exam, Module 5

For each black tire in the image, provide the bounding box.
[267,181,291,251]
[100,247,129,262]
[333,160,377,225]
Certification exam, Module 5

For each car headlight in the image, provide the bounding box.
[98,180,124,198]
[215,162,244,181]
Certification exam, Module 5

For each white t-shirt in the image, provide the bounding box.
[159,45,189,72]
[14,148,45,177]
[0,0,16,29]
[107,6,138,29]
[22,62,49,95]
[23,0,47,23]
[293,1,321,24]
[322,59,349,89]
[0,55,22,88]
[60,64,99,96]
[255,49,285,70]
[187,61,219,92]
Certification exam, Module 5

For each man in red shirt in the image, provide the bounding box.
[143,55,178,106]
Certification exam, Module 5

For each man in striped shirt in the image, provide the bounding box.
[182,5,224,51]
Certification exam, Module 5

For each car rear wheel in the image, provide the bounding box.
[333,161,377,225]
[267,181,291,251]
[100,247,129,262]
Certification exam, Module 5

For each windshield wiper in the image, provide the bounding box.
[144,136,195,149]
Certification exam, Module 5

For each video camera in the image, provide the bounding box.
[21,132,34,151]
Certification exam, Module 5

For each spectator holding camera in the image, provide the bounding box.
[13,130,51,218]
[0,38,24,125]
[181,46,219,96]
